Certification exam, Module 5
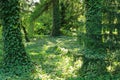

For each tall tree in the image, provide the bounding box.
[60,2,65,27]
[80,0,107,77]
[1,0,31,74]
[102,0,120,73]
[51,0,61,36]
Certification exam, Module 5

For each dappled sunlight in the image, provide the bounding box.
[43,45,49,51]
[106,50,120,74]
[74,58,83,71]
[32,65,51,80]
[107,61,120,73]
[59,47,69,54]
[24,36,84,79]
[113,18,118,24]
[47,41,56,46]
[30,52,40,55]
[54,55,83,78]
[56,56,72,69]
[107,66,114,72]
[25,42,35,47]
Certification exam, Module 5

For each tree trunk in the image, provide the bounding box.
[1,0,32,73]
[51,0,61,36]
[80,0,107,77]
[60,2,66,27]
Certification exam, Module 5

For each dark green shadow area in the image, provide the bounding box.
[0,39,35,80]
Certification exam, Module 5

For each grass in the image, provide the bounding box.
[25,36,82,80]
[0,36,82,80]
[0,36,120,80]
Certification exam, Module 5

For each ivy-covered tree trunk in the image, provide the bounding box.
[80,0,107,77]
[1,0,31,72]
[51,0,61,36]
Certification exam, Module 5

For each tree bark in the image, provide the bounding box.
[80,0,107,77]
[51,0,61,36]
[1,0,31,68]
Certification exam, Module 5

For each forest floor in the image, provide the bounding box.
[0,36,120,80]
[26,36,82,80]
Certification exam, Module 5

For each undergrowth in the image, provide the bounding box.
[0,36,120,80]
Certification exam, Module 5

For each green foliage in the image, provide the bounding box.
[34,13,52,35]
[77,0,120,79]
[28,0,83,36]
[60,0,83,36]
[30,0,52,22]
[29,0,52,37]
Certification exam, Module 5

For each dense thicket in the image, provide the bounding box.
[79,0,107,77]
[79,0,120,78]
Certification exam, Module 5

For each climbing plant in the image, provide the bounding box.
[0,0,32,75]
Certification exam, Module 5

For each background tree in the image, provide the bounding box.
[29,0,82,37]
[79,0,107,77]
[102,0,120,73]
[51,0,61,36]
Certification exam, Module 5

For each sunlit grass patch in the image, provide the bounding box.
[25,36,83,79]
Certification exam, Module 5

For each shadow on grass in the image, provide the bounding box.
[25,36,81,79]
[1,35,120,80]
[0,66,35,80]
